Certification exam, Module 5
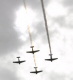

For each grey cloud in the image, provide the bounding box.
[22,21,47,45]
[41,71,73,80]
[53,14,73,29]
[33,21,46,37]
[49,72,73,80]
[0,0,24,55]
[0,67,19,80]
[45,0,73,29]
[29,20,57,44]
[49,72,66,80]
[62,0,73,12]
[26,21,48,44]
[53,16,65,26]
[26,0,50,12]
[63,0,73,7]
[0,26,23,55]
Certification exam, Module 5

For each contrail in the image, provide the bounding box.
[41,0,52,54]
[23,0,27,9]
[23,0,37,68]
[28,26,33,46]
[28,26,37,67]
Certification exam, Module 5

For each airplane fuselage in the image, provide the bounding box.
[34,70,38,74]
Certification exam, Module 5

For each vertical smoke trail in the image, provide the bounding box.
[41,0,52,54]
[23,0,37,68]
[33,53,37,67]
[28,26,37,67]
[23,0,26,9]
[28,26,33,46]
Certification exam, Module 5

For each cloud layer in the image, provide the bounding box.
[0,0,24,55]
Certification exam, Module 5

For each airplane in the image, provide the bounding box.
[26,46,40,54]
[13,57,26,64]
[45,54,58,62]
[30,67,43,74]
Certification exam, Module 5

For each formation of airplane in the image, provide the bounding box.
[13,57,26,64]
[30,67,43,74]
[45,54,58,62]
[26,46,40,54]
[13,0,58,74]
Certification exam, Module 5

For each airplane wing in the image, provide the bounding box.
[34,50,40,52]
[45,58,58,61]
[13,61,19,63]
[26,51,33,53]
[37,70,43,73]
[30,71,36,73]
[13,60,25,63]
[45,59,51,61]
[20,60,26,63]
[26,50,40,53]
[52,58,58,60]
[30,70,42,74]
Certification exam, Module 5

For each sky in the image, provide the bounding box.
[0,0,73,80]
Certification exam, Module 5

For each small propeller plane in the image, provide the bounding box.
[26,46,40,54]
[13,57,26,64]
[30,67,43,74]
[45,54,58,62]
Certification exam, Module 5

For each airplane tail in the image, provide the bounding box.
[34,67,38,69]
[49,54,53,56]
[30,46,34,48]
[17,57,20,58]
[34,67,38,71]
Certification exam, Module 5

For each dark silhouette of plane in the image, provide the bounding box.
[30,67,43,74]
[45,54,58,62]
[13,57,26,64]
[26,46,40,54]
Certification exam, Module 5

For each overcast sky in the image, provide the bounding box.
[0,0,73,80]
